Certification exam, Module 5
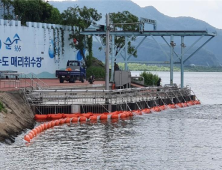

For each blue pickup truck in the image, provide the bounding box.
[55,60,86,83]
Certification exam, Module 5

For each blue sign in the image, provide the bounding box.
[48,39,54,59]
[3,33,21,52]
[77,49,85,61]
[0,39,1,50]
[48,38,60,59]
[0,56,42,68]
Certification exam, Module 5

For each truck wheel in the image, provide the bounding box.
[69,76,75,83]
[60,77,64,83]
[69,78,74,83]
[80,76,84,83]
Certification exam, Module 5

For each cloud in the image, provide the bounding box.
[50,0,222,28]
[131,0,222,28]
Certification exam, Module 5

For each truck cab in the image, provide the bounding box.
[67,60,81,70]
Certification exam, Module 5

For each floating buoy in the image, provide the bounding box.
[194,100,201,105]
[60,119,66,124]
[38,126,42,132]
[44,123,48,129]
[142,109,151,114]
[40,124,45,130]
[28,132,34,139]
[55,120,60,126]
[111,114,119,119]
[125,112,130,117]
[33,129,38,136]
[120,113,127,119]
[169,104,176,108]
[31,130,36,137]
[152,107,160,112]
[25,99,201,143]
[63,114,80,118]
[51,121,55,127]
[82,113,93,119]
[160,105,166,110]
[188,101,194,105]
[178,103,184,108]
[71,117,78,122]
[129,112,134,116]
[183,103,188,107]
[34,114,48,120]
[164,105,168,109]
[100,114,108,120]
[24,135,31,142]
[50,114,63,120]
[37,126,42,132]
[79,116,87,122]
[133,110,142,115]
[65,118,71,123]
[89,115,98,121]
[36,127,41,133]
[48,122,52,128]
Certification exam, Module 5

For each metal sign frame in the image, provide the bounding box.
[81,18,216,88]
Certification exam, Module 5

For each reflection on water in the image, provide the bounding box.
[1,105,222,169]
[1,72,222,169]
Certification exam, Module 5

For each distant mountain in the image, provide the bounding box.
[50,0,222,66]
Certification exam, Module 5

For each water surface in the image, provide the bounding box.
[1,72,222,170]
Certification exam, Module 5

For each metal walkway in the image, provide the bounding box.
[27,84,196,114]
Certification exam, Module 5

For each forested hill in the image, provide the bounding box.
[50,0,222,66]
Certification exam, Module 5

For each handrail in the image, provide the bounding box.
[20,73,49,90]
[31,86,176,93]
[27,86,194,106]
[0,72,49,90]
[20,88,44,114]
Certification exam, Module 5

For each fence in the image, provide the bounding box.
[0,72,49,90]
[28,85,195,114]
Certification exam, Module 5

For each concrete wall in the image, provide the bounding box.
[0,91,34,143]
[0,19,78,78]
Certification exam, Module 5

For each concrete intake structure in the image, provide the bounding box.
[26,85,197,114]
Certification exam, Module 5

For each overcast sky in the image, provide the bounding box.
[132,0,222,29]
[51,0,222,29]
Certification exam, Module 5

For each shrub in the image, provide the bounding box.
[140,71,160,86]
[86,66,105,79]
[0,101,7,113]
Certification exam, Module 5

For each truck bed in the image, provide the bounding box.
[55,70,82,77]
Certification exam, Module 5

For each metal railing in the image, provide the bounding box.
[0,73,49,90]
[27,86,193,106]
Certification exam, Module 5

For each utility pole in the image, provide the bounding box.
[170,35,175,85]
[105,13,110,90]
[181,36,185,88]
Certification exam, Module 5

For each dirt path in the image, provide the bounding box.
[0,91,34,144]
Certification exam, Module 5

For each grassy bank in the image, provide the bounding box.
[0,102,7,113]
[118,63,222,72]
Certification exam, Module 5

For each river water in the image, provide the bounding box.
[1,72,222,170]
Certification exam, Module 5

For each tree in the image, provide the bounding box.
[61,6,102,67]
[100,11,139,64]
[0,0,14,20]
[45,7,62,24]
[140,71,160,86]
[12,0,61,25]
